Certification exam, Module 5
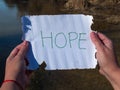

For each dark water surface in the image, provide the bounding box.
[0,0,120,90]
[0,0,22,85]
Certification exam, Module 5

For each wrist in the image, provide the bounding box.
[2,80,24,90]
[102,65,120,77]
[4,74,25,89]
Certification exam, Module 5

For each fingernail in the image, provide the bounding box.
[95,31,98,34]
[23,41,28,46]
[93,31,99,37]
[92,31,98,34]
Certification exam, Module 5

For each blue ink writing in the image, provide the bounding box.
[40,31,87,49]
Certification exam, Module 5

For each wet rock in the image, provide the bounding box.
[88,0,119,6]
[64,0,120,15]
[65,0,85,10]
[106,16,120,24]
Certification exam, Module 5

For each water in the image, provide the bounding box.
[0,0,120,89]
[0,0,22,58]
[0,0,22,85]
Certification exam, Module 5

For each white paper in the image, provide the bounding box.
[22,14,97,70]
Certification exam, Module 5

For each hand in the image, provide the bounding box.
[4,41,29,89]
[90,32,119,76]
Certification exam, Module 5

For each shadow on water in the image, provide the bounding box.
[1,0,120,89]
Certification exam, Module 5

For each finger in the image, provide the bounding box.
[18,41,29,58]
[97,32,113,48]
[90,32,104,51]
[7,42,25,60]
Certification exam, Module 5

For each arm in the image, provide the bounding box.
[1,41,29,90]
[90,32,120,90]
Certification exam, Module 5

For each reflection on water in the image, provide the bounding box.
[0,0,120,89]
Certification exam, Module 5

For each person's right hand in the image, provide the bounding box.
[90,32,119,76]
[4,41,29,89]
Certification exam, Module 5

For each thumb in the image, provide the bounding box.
[18,41,29,58]
[97,32,113,49]
[90,32,104,51]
